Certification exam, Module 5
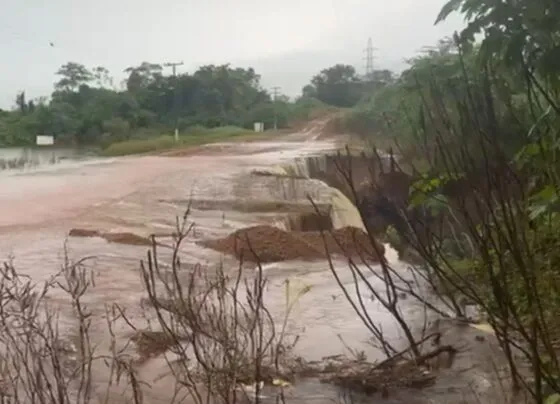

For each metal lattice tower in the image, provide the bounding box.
[363,38,377,80]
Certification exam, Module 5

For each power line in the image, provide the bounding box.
[163,61,184,142]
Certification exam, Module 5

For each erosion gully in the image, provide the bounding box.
[0,131,510,403]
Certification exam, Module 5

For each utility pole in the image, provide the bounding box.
[163,61,184,142]
[271,86,281,131]
[363,38,377,81]
[164,61,184,77]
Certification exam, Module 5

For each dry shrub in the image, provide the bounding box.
[124,209,309,404]
[0,255,137,404]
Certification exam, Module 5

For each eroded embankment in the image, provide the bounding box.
[205,149,519,403]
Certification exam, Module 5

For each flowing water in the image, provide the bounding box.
[0,134,504,403]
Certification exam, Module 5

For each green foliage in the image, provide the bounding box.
[301,64,399,112]
[437,0,560,84]
[546,393,560,404]
[289,96,333,122]
[326,39,473,142]
[396,1,560,396]
[102,126,253,156]
[102,135,177,156]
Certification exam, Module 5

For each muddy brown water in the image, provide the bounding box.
[0,133,510,403]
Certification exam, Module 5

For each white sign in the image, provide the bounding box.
[253,122,264,132]
[36,135,54,146]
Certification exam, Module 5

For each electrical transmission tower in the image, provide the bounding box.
[271,86,281,130]
[163,61,184,142]
[363,38,377,81]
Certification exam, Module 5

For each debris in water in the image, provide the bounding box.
[312,345,458,397]
[102,232,152,246]
[130,330,191,362]
[69,228,100,237]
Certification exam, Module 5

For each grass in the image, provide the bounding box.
[101,126,265,157]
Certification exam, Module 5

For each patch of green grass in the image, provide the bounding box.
[101,126,258,156]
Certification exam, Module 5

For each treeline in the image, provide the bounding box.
[0,62,327,147]
[0,55,398,148]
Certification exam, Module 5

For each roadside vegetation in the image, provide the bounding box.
[0,63,335,153]
[101,125,256,156]
[318,0,560,402]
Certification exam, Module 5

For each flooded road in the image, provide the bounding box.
[0,132,503,403]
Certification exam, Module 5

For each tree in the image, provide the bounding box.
[92,66,113,88]
[124,62,163,93]
[370,69,396,86]
[436,0,560,83]
[54,62,93,92]
[302,84,316,98]
[306,64,363,107]
[15,92,26,113]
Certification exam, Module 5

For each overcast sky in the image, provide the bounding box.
[0,0,464,108]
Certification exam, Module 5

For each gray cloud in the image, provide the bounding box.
[0,0,464,107]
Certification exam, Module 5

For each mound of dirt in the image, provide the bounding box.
[199,225,322,263]
[198,225,384,263]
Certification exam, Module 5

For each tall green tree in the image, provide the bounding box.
[54,62,93,92]
[304,64,363,107]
